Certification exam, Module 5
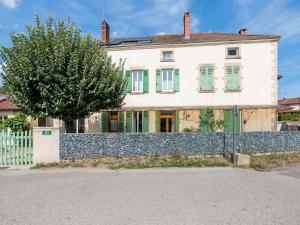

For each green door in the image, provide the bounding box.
[224,109,240,132]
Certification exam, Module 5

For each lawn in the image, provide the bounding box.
[31,152,300,171]
[250,152,300,171]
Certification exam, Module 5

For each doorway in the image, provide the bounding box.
[160,111,176,132]
[108,111,119,132]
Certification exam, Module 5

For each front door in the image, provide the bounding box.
[108,112,118,132]
[160,111,176,132]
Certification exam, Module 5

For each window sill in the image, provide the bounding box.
[160,59,174,62]
[225,56,241,59]
[199,90,215,93]
[159,91,176,94]
[224,89,241,93]
[130,92,145,95]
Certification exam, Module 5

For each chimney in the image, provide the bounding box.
[184,12,191,39]
[101,20,110,42]
[238,28,248,35]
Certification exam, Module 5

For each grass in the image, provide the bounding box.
[250,152,300,171]
[31,155,230,170]
[31,152,300,171]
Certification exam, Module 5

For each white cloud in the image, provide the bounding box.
[235,0,300,42]
[0,0,19,9]
[107,0,200,37]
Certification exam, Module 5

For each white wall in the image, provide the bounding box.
[108,41,278,109]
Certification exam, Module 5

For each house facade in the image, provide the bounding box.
[94,12,280,133]
[42,12,280,133]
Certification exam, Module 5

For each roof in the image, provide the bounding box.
[0,97,17,110]
[101,32,281,48]
[278,98,300,105]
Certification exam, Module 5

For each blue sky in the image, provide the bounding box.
[0,0,299,99]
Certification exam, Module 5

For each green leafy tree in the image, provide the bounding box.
[0,16,126,123]
[0,112,30,132]
[199,107,224,132]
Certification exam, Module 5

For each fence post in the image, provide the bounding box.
[33,127,60,165]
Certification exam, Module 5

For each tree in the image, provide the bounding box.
[0,112,30,132]
[199,107,224,132]
[0,16,126,123]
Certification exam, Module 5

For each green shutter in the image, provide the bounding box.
[226,66,240,91]
[155,111,160,132]
[174,69,180,92]
[200,110,210,132]
[142,111,149,132]
[233,66,240,90]
[101,112,107,132]
[200,67,213,91]
[126,112,132,132]
[156,69,161,92]
[118,112,124,132]
[234,109,241,132]
[224,109,240,132]
[125,70,132,93]
[176,111,179,132]
[143,69,149,93]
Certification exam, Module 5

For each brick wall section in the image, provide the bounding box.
[60,132,300,160]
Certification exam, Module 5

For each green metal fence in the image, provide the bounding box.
[0,130,33,166]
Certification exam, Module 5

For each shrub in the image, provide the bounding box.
[0,112,30,132]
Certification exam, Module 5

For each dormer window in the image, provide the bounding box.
[226,47,240,58]
[161,51,174,61]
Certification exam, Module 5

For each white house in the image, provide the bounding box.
[43,12,280,133]
[94,12,280,133]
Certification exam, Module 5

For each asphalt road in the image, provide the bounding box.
[0,167,299,225]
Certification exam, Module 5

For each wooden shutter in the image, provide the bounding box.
[143,69,149,93]
[142,111,149,132]
[101,112,107,132]
[155,111,160,132]
[118,111,124,132]
[126,112,132,132]
[156,69,161,92]
[176,111,179,132]
[226,66,240,91]
[207,67,213,90]
[224,109,240,132]
[233,66,240,90]
[125,70,132,93]
[226,66,234,90]
[200,67,213,91]
[223,110,232,132]
[200,110,210,132]
[174,69,180,92]
[234,110,241,132]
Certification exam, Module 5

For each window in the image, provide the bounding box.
[162,51,174,61]
[162,69,173,92]
[126,111,149,132]
[200,66,213,91]
[227,47,239,58]
[226,65,240,91]
[132,70,143,92]
[65,118,85,133]
[159,111,177,132]
[132,112,143,132]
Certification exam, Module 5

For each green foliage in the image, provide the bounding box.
[0,112,30,132]
[278,114,300,121]
[182,127,198,132]
[199,107,224,132]
[0,16,126,121]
